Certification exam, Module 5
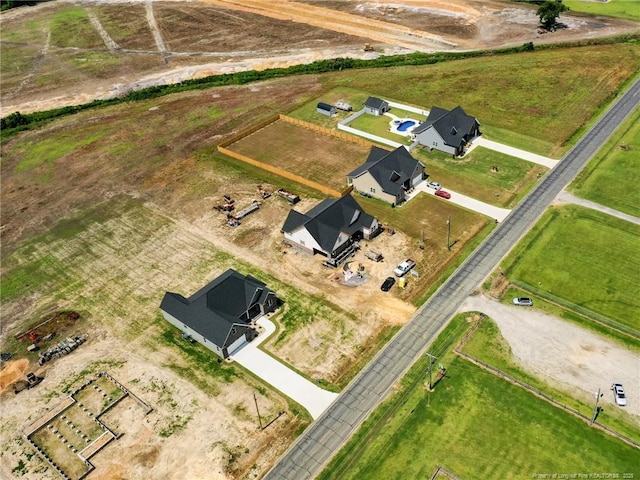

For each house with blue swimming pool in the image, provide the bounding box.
[346,145,425,206]
[412,105,480,156]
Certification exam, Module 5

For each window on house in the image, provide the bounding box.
[370,187,376,193]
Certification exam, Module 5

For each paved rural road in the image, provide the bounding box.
[264,77,640,480]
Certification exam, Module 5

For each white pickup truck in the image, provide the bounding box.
[393,258,416,277]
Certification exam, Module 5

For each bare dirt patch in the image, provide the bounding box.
[0,359,30,393]
[1,0,637,114]
[459,295,640,421]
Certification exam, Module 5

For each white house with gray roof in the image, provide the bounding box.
[160,269,279,359]
[282,194,380,263]
[347,145,425,206]
[412,106,480,156]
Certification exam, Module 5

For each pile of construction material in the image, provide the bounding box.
[38,336,87,365]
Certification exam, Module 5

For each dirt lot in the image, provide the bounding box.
[1,0,638,114]
[460,295,640,421]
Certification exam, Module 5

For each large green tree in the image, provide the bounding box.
[537,0,569,31]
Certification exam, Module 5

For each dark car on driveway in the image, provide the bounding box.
[381,276,396,292]
[435,189,451,199]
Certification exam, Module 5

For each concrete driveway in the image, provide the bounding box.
[471,136,559,168]
[406,183,512,222]
[231,317,339,420]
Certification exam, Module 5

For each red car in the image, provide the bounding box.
[435,189,451,199]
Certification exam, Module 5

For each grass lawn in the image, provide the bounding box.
[319,315,640,480]
[571,107,640,218]
[345,111,414,146]
[413,146,548,207]
[502,205,640,334]
[324,43,640,155]
[562,0,640,21]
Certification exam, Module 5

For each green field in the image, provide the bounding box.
[502,205,640,334]
[413,146,548,207]
[562,0,640,21]
[322,43,640,155]
[463,317,640,441]
[319,315,640,480]
[571,108,640,217]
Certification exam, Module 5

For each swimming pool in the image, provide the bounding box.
[397,120,416,132]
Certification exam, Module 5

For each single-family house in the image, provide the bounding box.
[160,269,279,359]
[412,106,480,156]
[364,96,390,116]
[282,194,380,264]
[346,146,425,206]
[317,102,336,117]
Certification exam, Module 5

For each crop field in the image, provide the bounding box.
[319,315,640,480]
[226,119,372,191]
[571,108,640,217]
[502,205,640,334]
[413,146,548,207]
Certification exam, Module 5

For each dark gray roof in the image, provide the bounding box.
[365,96,388,110]
[160,269,272,347]
[413,106,478,148]
[282,194,376,253]
[317,102,334,111]
[347,146,424,196]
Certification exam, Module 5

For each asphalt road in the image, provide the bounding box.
[264,77,640,480]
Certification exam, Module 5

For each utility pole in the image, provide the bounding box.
[425,353,437,390]
[254,391,263,430]
[446,216,451,251]
[591,388,601,425]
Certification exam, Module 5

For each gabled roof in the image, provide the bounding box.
[365,96,388,110]
[317,102,334,111]
[347,146,424,196]
[282,194,376,253]
[413,106,478,148]
[160,269,272,347]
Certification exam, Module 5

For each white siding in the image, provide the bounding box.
[161,311,224,357]
[284,228,322,252]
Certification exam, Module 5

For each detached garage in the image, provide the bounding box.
[317,102,337,116]
[160,269,279,359]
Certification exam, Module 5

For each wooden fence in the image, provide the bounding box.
[217,146,344,197]
[279,114,374,148]
[218,114,280,148]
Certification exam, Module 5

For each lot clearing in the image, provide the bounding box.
[1,0,638,115]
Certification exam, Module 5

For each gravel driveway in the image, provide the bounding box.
[459,295,640,419]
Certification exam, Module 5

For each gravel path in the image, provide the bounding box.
[459,294,640,419]
[555,190,640,226]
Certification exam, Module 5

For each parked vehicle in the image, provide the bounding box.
[435,189,451,199]
[393,259,416,277]
[426,181,442,190]
[512,297,533,306]
[612,383,627,406]
[380,277,396,291]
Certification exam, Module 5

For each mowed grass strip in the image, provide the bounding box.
[503,205,640,333]
[226,120,371,191]
[319,317,639,480]
[571,108,640,217]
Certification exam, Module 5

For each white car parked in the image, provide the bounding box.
[612,383,627,406]
[426,181,442,191]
